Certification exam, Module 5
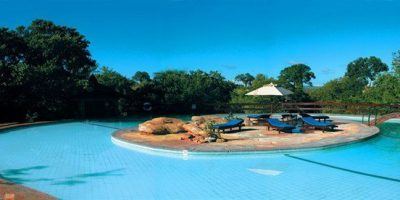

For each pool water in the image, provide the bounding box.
[0,116,399,199]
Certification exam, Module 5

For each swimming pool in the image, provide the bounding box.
[0,116,399,199]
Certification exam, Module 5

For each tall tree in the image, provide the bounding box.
[278,64,315,101]
[345,56,388,83]
[251,74,276,89]
[0,28,28,88]
[393,51,400,75]
[132,71,151,83]
[363,73,400,104]
[234,73,255,87]
[96,66,132,95]
[1,19,97,120]
[153,70,235,112]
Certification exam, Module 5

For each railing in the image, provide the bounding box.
[282,102,400,126]
[225,102,400,126]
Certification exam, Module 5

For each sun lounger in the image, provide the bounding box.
[212,119,244,133]
[247,114,270,119]
[300,113,330,122]
[301,117,337,132]
[247,114,270,124]
[266,118,296,133]
[281,114,297,122]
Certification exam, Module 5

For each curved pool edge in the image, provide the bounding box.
[0,120,77,133]
[0,179,56,200]
[0,120,75,200]
[111,125,381,158]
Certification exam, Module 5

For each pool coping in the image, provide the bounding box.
[0,120,76,133]
[111,123,381,157]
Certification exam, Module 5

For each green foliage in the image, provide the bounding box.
[393,51,400,75]
[1,19,399,121]
[252,74,276,89]
[308,76,366,102]
[96,66,132,95]
[230,74,283,113]
[363,73,400,104]
[234,73,255,87]
[345,56,388,83]
[278,64,315,101]
[308,57,395,104]
[0,28,28,88]
[204,120,217,137]
[153,70,236,112]
[1,20,97,120]
[132,71,151,83]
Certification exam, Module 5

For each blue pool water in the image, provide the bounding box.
[0,116,399,200]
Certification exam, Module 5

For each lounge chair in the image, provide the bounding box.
[247,114,270,124]
[281,113,297,122]
[212,119,244,133]
[300,113,330,122]
[266,118,296,133]
[301,117,337,132]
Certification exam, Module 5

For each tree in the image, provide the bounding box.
[0,28,29,120]
[96,66,132,95]
[308,76,366,102]
[363,73,400,104]
[234,73,255,87]
[132,71,151,83]
[0,28,28,88]
[393,51,400,75]
[278,64,315,101]
[152,70,235,112]
[230,74,280,112]
[345,56,388,83]
[251,74,276,89]
[0,20,97,120]
[278,64,315,91]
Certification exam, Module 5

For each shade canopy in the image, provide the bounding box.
[246,83,293,96]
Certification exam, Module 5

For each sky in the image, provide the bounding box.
[2,0,400,85]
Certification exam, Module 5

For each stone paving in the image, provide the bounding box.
[0,179,55,200]
[113,121,380,152]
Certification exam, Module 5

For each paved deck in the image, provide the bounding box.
[0,179,55,200]
[113,121,380,153]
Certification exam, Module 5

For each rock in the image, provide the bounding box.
[180,134,195,141]
[138,117,186,135]
[194,135,206,143]
[182,123,208,136]
[191,115,227,124]
[191,115,227,130]
[216,138,227,143]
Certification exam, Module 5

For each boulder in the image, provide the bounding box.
[191,115,227,129]
[191,115,227,124]
[182,123,208,136]
[216,138,227,143]
[194,135,206,143]
[138,117,186,135]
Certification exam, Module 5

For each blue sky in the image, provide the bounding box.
[2,0,400,85]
